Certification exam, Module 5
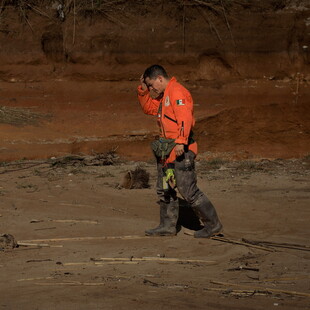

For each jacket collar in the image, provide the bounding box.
[164,77,176,97]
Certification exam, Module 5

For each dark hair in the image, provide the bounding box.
[143,65,168,80]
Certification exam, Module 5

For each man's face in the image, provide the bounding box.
[144,76,165,95]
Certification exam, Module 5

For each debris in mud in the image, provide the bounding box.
[0,234,18,250]
[221,288,272,298]
[0,106,50,127]
[227,266,260,272]
[98,256,216,264]
[210,280,310,298]
[143,279,162,287]
[211,236,274,252]
[50,151,119,167]
[0,160,46,175]
[121,167,150,189]
[26,259,53,263]
[242,238,310,252]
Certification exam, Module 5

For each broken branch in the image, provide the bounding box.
[211,236,275,252]
[19,235,150,243]
[242,238,310,252]
[210,280,310,297]
[99,256,217,264]
[18,242,63,248]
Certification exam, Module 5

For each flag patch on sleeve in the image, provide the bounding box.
[176,99,185,106]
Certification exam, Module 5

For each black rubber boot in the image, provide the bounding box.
[192,195,223,238]
[145,200,179,236]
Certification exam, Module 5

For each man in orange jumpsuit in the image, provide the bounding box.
[137,64,222,238]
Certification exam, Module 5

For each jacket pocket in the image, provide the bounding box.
[164,114,177,123]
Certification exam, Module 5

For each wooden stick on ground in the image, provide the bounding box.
[19,235,151,243]
[99,257,217,264]
[242,238,310,252]
[184,230,275,252]
[35,281,105,286]
[50,219,98,224]
[210,280,310,298]
[142,280,272,297]
[211,236,275,252]
[18,277,54,282]
[18,242,63,248]
[63,261,138,266]
[204,287,271,296]
[59,203,96,208]
[60,257,217,268]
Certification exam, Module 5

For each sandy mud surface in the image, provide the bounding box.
[0,156,309,309]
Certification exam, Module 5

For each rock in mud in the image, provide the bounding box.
[0,234,18,250]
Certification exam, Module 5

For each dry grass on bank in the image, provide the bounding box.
[0,106,50,126]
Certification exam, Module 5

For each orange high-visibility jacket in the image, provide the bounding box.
[137,77,198,163]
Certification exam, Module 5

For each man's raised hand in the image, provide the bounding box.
[140,74,147,91]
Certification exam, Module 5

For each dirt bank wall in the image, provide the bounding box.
[0,1,309,82]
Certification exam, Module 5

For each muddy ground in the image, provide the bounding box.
[0,156,309,309]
